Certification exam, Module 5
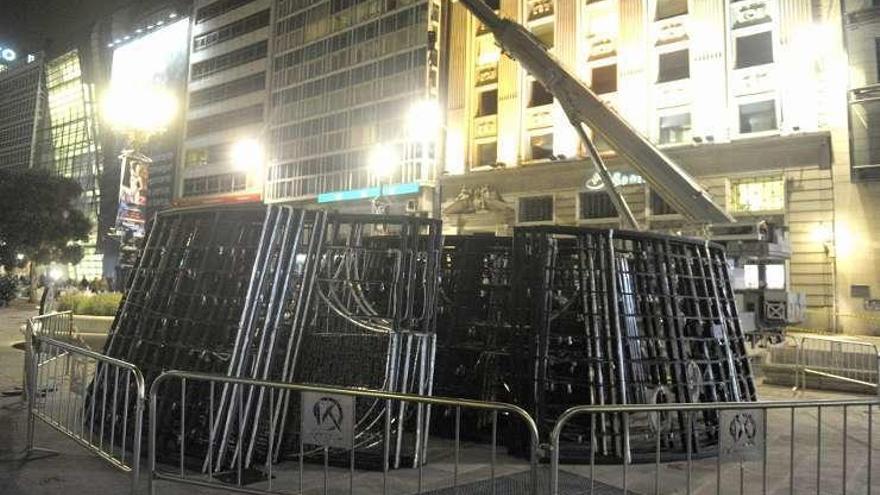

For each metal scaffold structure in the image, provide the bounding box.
[98,206,442,470]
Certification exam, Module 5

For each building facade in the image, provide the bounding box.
[0,54,45,172]
[439,0,879,333]
[263,0,443,212]
[177,0,272,204]
[0,50,105,279]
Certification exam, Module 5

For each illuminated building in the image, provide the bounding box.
[438,0,874,332]
[0,50,105,278]
[0,53,44,171]
[263,0,444,210]
[177,0,272,204]
[34,49,105,278]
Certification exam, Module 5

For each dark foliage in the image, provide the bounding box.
[0,169,91,269]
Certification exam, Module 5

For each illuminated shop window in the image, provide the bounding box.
[519,195,554,222]
[739,100,777,133]
[658,113,691,144]
[730,176,785,212]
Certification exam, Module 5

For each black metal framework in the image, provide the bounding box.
[432,235,515,440]
[512,226,755,462]
[98,206,442,472]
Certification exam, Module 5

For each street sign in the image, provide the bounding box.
[300,392,354,449]
[719,409,764,464]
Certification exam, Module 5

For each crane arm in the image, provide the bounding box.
[455,0,734,225]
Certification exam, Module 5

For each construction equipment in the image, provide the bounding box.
[455,0,734,228]
[709,221,806,338]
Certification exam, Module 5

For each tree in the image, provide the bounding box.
[0,169,92,299]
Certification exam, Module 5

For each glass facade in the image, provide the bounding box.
[265,0,442,201]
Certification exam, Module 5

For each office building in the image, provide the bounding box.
[0,53,45,172]
[263,0,443,211]
[177,0,272,204]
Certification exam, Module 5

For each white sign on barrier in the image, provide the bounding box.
[719,409,764,463]
[301,392,354,449]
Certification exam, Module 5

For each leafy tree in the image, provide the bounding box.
[0,169,92,294]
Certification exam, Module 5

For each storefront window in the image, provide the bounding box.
[730,176,785,212]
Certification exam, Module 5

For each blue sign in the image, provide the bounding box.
[317,182,420,204]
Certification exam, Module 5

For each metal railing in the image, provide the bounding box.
[25,321,145,494]
[550,397,880,495]
[148,370,541,495]
[27,311,74,340]
[795,334,880,395]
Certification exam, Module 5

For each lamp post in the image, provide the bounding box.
[405,99,443,218]
[102,84,177,285]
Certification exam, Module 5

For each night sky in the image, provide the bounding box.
[0,0,137,56]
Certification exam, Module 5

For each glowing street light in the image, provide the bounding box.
[102,84,177,139]
[231,138,264,172]
[15,253,24,261]
[405,99,442,141]
[369,143,397,180]
[49,267,63,281]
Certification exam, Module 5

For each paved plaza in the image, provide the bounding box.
[1,300,878,494]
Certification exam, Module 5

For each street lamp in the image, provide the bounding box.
[369,143,398,214]
[103,83,177,284]
[231,138,264,173]
[102,84,177,143]
[405,99,442,141]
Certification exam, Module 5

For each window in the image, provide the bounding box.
[477,89,497,116]
[735,31,773,69]
[532,23,554,49]
[529,133,554,160]
[650,190,677,215]
[849,99,880,180]
[739,100,776,133]
[186,104,263,137]
[192,10,270,52]
[730,176,785,212]
[658,113,691,144]
[190,41,268,81]
[591,65,617,94]
[766,264,785,290]
[189,73,266,109]
[196,0,258,24]
[476,141,497,167]
[529,80,553,107]
[579,191,617,219]
[185,149,209,168]
[656,0,687,20]
[657,49,689,82]
[519,195,554,222]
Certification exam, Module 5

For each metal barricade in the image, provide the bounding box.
[148,370,540,495]
[796,335,880,395]
[27,311,75,339]
[550,397,880,495]
[24,323,145,494]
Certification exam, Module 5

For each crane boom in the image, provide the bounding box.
[456,0,734,225]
